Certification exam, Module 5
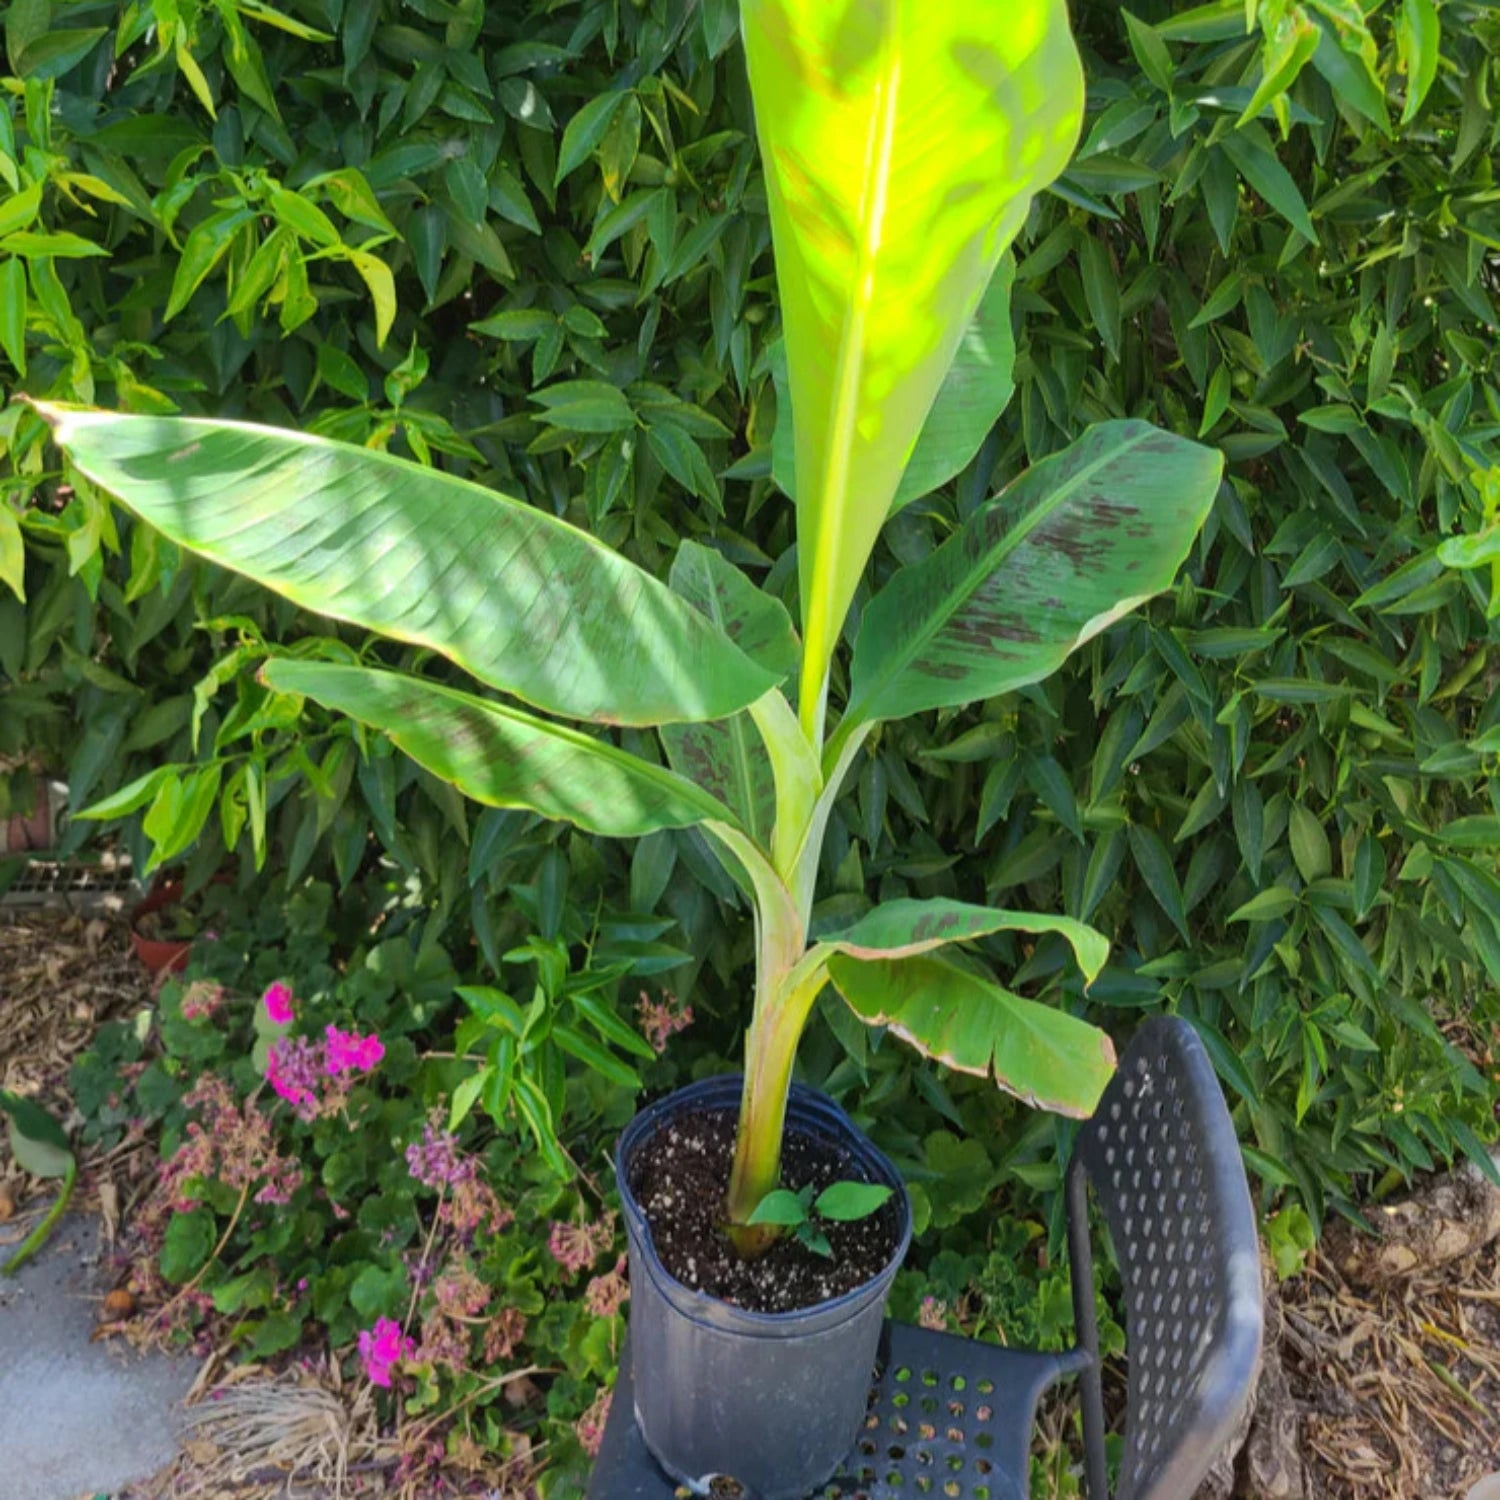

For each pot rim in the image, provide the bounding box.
[614,1072,913,1332]
[129,870,237,933]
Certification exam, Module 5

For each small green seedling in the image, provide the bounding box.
[746,1181,894,1259]
[1264,1203,1316,1282]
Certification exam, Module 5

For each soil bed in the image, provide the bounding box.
[628,1106,901,1314]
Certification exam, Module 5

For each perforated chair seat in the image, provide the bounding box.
[593,1322,1085,1500]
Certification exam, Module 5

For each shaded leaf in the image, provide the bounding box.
[1289,803,1331,882]
[659,543,797,845]
[39,407,776,728]
[1128,824,1191,943]
[844,422,1222,731]
[556,91,630,184]
[828,953,1115,1117]
[815,897,1107,981]
[261,659,738,838]
[1220,125,1316,241]
[1228,886,1298,922]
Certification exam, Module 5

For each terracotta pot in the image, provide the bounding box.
[129,881,194,975]
[1,777,62,855]
[3,805,51,853]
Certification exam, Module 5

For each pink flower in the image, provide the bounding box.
[918,1295,948,1331]
[548,1214,617,1276]
[252,1156,304,1205]
[262,981,295,1027]
[484,1306,526,1363]
[357,1316,414,1388]
[585,1256,629,1318]
[637,990,693,1054]
[324,1024,385,1075]
[265,1037,321,1117]
[576,1387,613,1459]
[180,981,225,1022]
[406,1120,474,1189]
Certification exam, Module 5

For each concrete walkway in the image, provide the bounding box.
[0,1214,198,1500]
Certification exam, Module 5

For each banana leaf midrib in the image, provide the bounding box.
[798,13,906,732]
[696,562,765,840]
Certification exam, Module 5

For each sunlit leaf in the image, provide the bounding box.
[741,0,1085,730]
[770,257,1018,518]
[813,897,1107,982]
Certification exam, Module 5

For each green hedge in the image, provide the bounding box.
[3,0,1499,1231]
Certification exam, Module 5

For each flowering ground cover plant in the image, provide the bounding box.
[71,881,644,1492]
[40,0,1224,1251]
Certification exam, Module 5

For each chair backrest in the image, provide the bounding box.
[1071,1015,1263,1500]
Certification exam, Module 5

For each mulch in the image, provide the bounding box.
[1285,1241,1500,1499]
[0,907,148,1097]
[0,908,158,1238]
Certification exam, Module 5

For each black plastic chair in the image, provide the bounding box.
[589,1015,1264,1500]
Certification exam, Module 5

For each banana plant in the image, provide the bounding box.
[34,0,1224,1252]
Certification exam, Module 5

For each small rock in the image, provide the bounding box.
[100,1288,135,1320]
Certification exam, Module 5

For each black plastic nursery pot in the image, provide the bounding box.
[613,1074,913,1500]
